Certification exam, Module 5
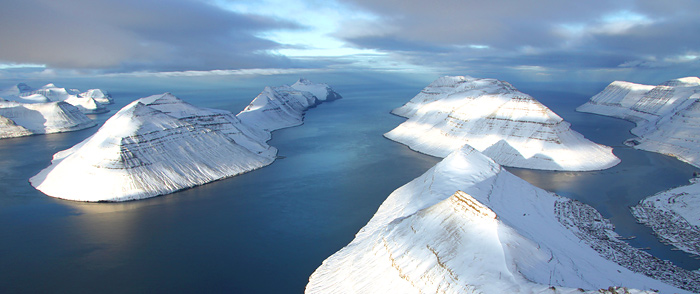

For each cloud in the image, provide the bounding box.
[337,0,624,49]
[0,0,301,72]
[101,68,328,77]
[334,0,700,79]
[2,0,698,83]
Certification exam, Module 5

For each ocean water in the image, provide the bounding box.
[510,87,700,270]
[0,76,697,293]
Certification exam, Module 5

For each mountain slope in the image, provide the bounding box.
[30,94,276,202]
[1,83,112,114]
[577,77,700,167]
[30,79,341,202]
[385,76,619,171]
[307,146,698,293]
[0,100,96,138]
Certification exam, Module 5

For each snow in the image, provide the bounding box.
[0,100,96,139]
[236,81,342,133]
[577,77,700,167]
[0,83,113,114]
[631,178,700,256]
[79,88,114,104]
[307,145,698,293]
[30,79,341,202]
[290,78,342,102]
[236,86,317,132]
[30,94,276,202]
[384,76,619,171]
[64,95,108,114]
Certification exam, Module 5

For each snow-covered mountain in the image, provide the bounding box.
[307,145,698,293]
[30,93,277,202]
[631,178,700,256]
[78,88,114,104]
[0,83,113,114]
[290,78,342,102]
[31,79,341,202]
[384,76,619,171]
[577,77,700,167]
[0,83,33,97]
[236,80,342,133]
[0,100,96,139]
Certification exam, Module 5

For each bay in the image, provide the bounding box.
[0,78,440,293]
[0,76,697,293]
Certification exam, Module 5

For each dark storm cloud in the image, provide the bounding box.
[0,0,300,71]
[337,0,700,75]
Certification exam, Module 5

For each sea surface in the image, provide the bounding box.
[0,76,697,293]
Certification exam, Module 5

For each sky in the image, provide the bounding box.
[1,0,699,85]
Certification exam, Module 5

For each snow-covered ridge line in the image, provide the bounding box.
[384,75,619,171]
[0,82,113,114]
[30,79,341,202]
[307,145,696,293]
[577,77,700,168]
[0,100,96,138]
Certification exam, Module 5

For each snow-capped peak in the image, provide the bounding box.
[661,77,700,87]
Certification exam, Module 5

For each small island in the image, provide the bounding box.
[0,100,96,139]
[1,83,114,114]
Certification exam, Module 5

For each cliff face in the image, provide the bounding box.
[385,76,619,171]
[577,77,700,168]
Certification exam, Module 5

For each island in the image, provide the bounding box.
[577,77,700,168]
[385,76,620,171]
[30,80,341,202]
[1,83,114,114]
[0,99,96,139]
[237,78,341,133]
